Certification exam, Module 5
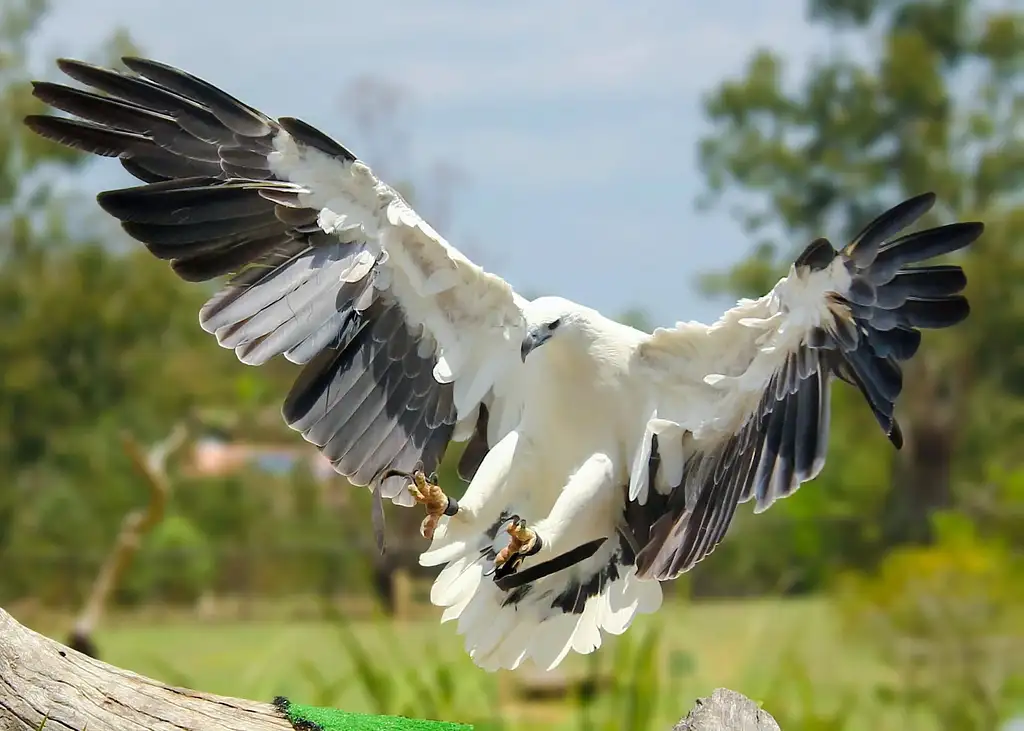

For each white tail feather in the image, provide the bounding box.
[427,523,663,672]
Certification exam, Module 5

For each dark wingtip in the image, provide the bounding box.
[913,191,937,209]
[962,220,985,242]
[795,237,837,271]
[279,116,357,162]
[888,420,904,450]
[22,114,46,133]
[56,57,100,75]
[844,192,941,267]
[120,55,165,73]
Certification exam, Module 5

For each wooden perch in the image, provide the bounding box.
[2,607,289,731]
[0,607,781,731]
[68,425,187,658]
[673,688,781,730]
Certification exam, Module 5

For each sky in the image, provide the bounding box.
[30,0,833,326]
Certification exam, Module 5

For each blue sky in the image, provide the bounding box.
[31,0,833,326]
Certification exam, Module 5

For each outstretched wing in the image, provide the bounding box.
[25,57,528,511]
[628,193,981,580]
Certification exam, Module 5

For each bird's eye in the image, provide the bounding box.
[548,318,562,331]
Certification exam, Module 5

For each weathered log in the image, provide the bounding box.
[0,607,780,730]
[1,607,288,731]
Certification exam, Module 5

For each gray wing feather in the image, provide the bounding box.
[634,192,980,581]
[25,56,477,515]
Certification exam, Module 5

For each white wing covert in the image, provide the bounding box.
[628,194,981,581]
[26,57,528,510]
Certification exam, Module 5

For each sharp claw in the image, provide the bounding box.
[420,514,439,540]
[401,469,450,540]
[493,516,537,574]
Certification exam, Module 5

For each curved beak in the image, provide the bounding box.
[520,327,550,362]
[521,333,538,362]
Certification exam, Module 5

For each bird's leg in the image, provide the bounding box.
[385,468,458,540]
[493,517,541,579]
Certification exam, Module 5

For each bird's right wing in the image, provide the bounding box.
[25,57,529,509]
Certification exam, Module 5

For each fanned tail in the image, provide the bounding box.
[421,510,662,672]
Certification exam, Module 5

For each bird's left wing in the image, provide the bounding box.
[627,193,981,581]
[25,57,529,512]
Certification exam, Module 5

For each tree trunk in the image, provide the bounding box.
[881,356,960,546]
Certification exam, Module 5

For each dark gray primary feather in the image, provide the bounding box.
[635,192,981,581]
[816,193,979,443]
[281,296,457,496]
[457,404,492,482]
[635,361,828,581]
[24,56,480,520]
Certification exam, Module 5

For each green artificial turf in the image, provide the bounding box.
[273,696,473,731]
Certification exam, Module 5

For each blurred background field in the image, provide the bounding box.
[1,0,1022,729]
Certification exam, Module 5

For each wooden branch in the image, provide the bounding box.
[0,607,781,730]
[2,607,289,731]
[68,425,187,658]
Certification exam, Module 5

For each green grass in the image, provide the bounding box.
[19,597,891,730]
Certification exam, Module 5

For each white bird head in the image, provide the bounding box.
[520,296,593,361]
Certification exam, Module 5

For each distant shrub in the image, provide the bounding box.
[122,513,215,606]
[832,511,1024,730]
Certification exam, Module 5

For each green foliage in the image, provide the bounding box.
[123,514,215,605]
[298,603,504,728]
[0,0,309,601]
[574,624,691,731]
[833,511,1024,730]
[753,649,860,731]
[300,608,687,731]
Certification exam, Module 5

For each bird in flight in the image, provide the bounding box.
[26,57,981,672]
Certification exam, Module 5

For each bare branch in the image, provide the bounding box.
[1,607,290,731]
[68,424,188,655]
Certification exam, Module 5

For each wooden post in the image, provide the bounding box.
[672,688,781,730]
[391,566,413,620]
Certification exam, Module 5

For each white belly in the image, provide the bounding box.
[510,349,646,520]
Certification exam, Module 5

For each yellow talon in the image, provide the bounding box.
[494,517,537,569]
[507,519,536,546]
[405,469,448,541]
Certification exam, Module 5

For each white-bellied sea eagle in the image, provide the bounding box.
[26,57,982,672]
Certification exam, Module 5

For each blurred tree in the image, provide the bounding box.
[0,0,302,596]
[0,0,94,556]
[834,510,1024,730]
[696,0,1023,548]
